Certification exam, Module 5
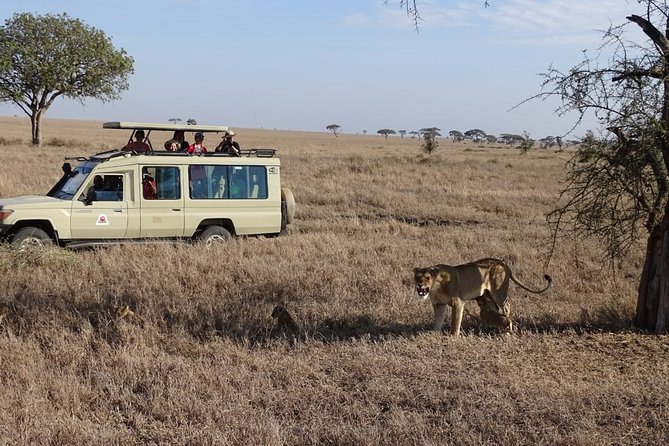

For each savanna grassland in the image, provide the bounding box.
[0,116,667,445]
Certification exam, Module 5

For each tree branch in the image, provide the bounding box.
[612,67,664,81]
[627,14,669,55]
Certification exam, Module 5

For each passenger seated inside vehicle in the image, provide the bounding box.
[84,175,104,203]
[189,165,208,198]
[214,176,227,198]
[156,166,180,199]
[142,174,157,200]
[230,174,246,198]
[250,174,260,198]
[83,174,124,203]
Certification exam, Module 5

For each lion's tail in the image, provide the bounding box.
[510,274,552,294]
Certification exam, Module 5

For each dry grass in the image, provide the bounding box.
[0,116,667,445]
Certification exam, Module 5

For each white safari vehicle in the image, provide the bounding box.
[0,122,295,248]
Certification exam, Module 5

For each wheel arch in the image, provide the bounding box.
[6,220,59,243]
[192,218,236,238]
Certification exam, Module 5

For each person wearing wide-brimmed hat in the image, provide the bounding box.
[215,130,241,156]
[164,139,180,152]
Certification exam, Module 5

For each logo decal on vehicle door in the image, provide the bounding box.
[96,214,110,225]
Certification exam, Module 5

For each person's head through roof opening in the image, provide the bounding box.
[134,130,145,141]
[164,139,179,152]
[195,132,204,142]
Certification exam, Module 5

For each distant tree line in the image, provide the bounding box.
[324,124,580,155]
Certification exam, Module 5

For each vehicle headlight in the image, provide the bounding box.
[0,210,13,223]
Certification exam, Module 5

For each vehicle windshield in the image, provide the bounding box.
[48,161,98,200]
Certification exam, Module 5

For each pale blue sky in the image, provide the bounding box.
[0,0,641,138]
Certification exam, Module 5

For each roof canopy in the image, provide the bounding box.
[103,121,229,133]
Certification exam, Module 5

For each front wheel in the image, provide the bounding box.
[197,225,232,246]
[11,227,53,250]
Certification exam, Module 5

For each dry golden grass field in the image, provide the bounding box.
[0,116,667,445]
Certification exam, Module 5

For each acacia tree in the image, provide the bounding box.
[326,124,341,137]
[449,130,464,142]
[377,128,396,139]
[535,4,669,332]
[0,13,133,146]
[420,127,441,138]
[464,128,487,142]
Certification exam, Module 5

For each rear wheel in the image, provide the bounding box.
[11,227,53,250]
[197,225,232,246]
[281,187,295,224]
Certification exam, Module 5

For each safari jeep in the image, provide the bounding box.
[0,122,295,249]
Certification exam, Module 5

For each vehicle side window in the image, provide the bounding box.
[249,166,268,199]
[187,165,267,200]
[152,166,181,200]
[229,166,268,199]
[189,165,209,199]
[92,174,124,202]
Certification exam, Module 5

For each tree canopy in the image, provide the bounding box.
[377,128,396,139]
[0,12,134,146]
[449,130,464,142]
[464,128,487,142]
[326,124,341,137]
[420,127,441,138]
[534,4,669,332]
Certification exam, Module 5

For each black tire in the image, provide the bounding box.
[197,225,232,245]
[11,227,53,250]
[281,187,295,224]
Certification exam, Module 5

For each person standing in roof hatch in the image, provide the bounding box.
[186,132,207,155]
[122,130,151,153]
[215,130,241,156]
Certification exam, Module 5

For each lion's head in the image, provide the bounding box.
[413,267,437,301]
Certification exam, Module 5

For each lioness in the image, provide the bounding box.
[413,258,552,335]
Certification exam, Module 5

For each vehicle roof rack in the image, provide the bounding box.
[64,150,132,163]
[90,150,134,162]
[85,148,278,160]
[242,148,276,158]
[103,121,229,133]
[141,149,277,158]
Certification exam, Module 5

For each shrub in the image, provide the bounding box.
[421,132,439,154]
[0,136,23,146]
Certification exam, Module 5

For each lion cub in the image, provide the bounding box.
[271,304,300,334]
[413,258,551,336]
[475,292,513,333]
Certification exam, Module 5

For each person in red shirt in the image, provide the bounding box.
[142,173,157,199]
[186,132,207,155]
[122,130,151,153]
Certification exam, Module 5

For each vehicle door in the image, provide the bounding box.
[139,165,185,237]
[70,173,128,238]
